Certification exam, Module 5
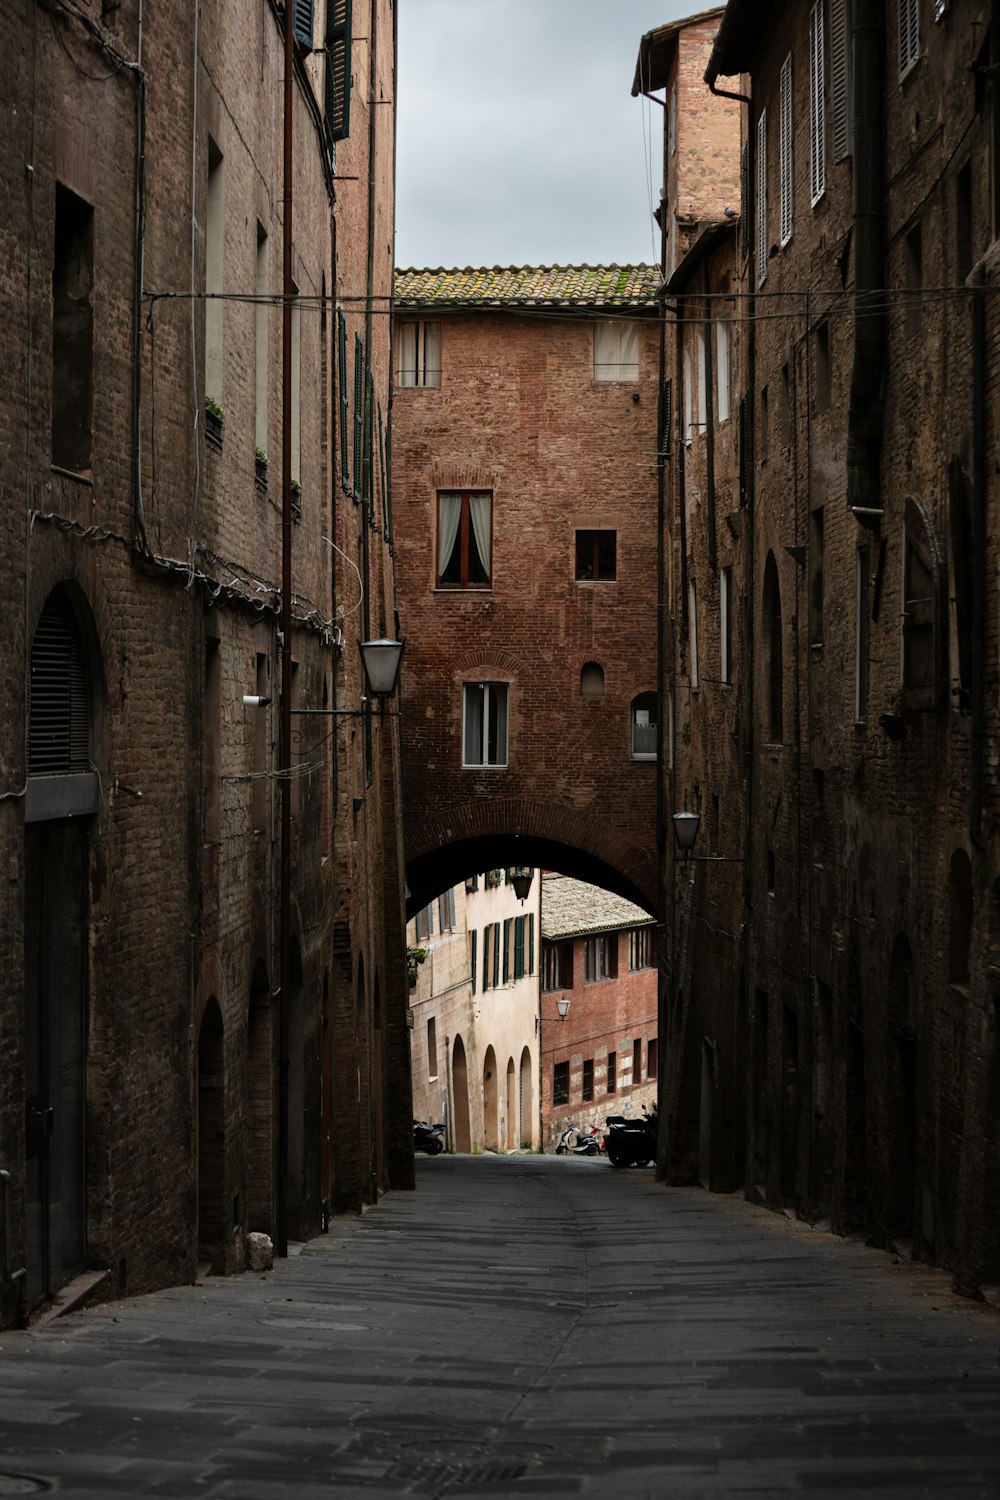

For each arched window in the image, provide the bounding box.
[948,849,973,986]
[27,586,100,822]
[631,693,657,759]
[580,662,604,701]
[762,551,783,742]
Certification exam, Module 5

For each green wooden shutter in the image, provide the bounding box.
[352,333,363,498]
[365,371,375,525]
[293,0,314,52]
[338,312,349,490]
[659,378,672,460]
[470,930,477,994]
[514,917,525,980]
[528,914,535,975]
[324,0,353,149]
[492,923,500,987]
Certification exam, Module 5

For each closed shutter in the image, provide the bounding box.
[660,377,672,460]
[740,141,749,259]
[29,592,90,776]
[779,55,793,246]
[757,110,768,285]
[325,0,353,149]
[353,332,363,498]
[830,0,850,161]
[293,0,313,52]
[810,3,826,205]
[338,312,350,490]
[899,0,920,78]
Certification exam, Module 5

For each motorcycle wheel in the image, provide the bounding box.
[556,1144,567,1155]
[428,1138,444,1155]
[585,1143,598,1156]
[606,1140,628,1168]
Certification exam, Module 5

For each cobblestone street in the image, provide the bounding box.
[1,1155,997,1498]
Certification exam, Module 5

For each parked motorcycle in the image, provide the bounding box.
[555,1123,601,1156]
[605,1108,657,1167]
[413,1119,445,1155]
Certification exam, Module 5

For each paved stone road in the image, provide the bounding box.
[1,1154,998,1498]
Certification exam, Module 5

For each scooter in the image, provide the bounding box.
[413,1119,445,1155]
[555,1123,601,1156]
[605,1107,657,1167]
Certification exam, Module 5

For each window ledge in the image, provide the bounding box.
[51,464,93,486]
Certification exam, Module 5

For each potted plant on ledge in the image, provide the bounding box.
[255,447,268,488]
[290,477,302,520]
[204,396,224,449]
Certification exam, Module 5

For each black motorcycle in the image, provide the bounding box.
[605,1108,657,1167]
[414,1119,445,1155]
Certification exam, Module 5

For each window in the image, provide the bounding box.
[720,567,732,685]
[337,312,350,491]
[437,888,456,932]
[575,530,617,581]
[856,545,870,719]
[502,918,512,983]
[482,921,501,990]
[582,1059,594,1103]
[255,226,269,460]
[831,0,851,162]
[757,110,768,284]
[52,185,95,475]
[553,1061,569,1105]
[397,319,441,388]
[780,56,793,247]
[542,941,573,991]
[353,332,364,496]
[607,1051,617,1094]
[427,1017,438,1080]
[514,916,526,980]
[633,1037,642,1076]
[815,321,831,412]
[463,682,508,767]
[695,325,707,431]
[763,552,783,742]
[204,141,224,407]
[629,927,654,970]
[470,929,477,994]
[902,506,936,708]
[465,873,479,893]
[648,1039,658,1079]
[810,3,826,205]
[631,693,657,759]
[689,580,699,689]
[585,935,617,983]
[905,224,923,336]
[415,904,433,942]
[810,508,824,646]
[716,319,731,424]
[899,0,921,79]
[438,491,491,588]
[594,319,638,380]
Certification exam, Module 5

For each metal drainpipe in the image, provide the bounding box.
[277,0,294,1261]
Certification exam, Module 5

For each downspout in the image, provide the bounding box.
[706,70,754,910]
[970,266,986,847]
[846,0,886,521]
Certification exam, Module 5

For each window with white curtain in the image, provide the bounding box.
[810,3,826,205]
[780,55,793,246]
[463,682,508,767]
[437,491,492,588]
[396,319,440,387]
[594,320,639,380]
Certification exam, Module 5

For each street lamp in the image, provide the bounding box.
[556,996,571,1019]
[509,866,533,902]
[672,811,701,861]
[359,637,405,700]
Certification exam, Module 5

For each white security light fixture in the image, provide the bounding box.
[359,637,405,700]
[556,996,571,1019]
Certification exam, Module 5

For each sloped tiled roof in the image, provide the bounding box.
[394,264,662,310]
[540,874,655,942]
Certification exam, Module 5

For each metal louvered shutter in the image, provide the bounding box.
[29,593,90,776]
[325,0,353,147]
[810,2,826,205]
[830,0,850,161]
[293,0,314,52]
[779,54,793,247]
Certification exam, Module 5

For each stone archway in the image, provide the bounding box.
[505,1057,516,1153]
[519,1046,532,1148]
[452,1035,471,1153]
[482,1045,499,1152]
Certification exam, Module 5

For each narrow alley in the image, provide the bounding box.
[0,1156,997,1498]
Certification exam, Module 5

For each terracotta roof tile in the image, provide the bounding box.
[394,263,662,310]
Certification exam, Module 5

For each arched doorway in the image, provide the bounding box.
[483,1046,499,1151]
[505,1057,516,1152]
[519,1047,532,1148]
[246,960,273,1234]
[452,1035,471,1153]
[24,585,101,1307]
[197,997,226,1269]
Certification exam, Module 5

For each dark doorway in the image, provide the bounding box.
[452,1035,471,1152]
[246,961,273,1235]
[197,997,226,1268]
[24,821,88,1307]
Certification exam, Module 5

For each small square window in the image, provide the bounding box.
[397,319,440,387]
[575,530,616,581]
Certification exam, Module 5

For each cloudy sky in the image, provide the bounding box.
[395,0,698,271]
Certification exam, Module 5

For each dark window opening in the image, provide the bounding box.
[582,1059,594,1103]
[585,935,617,983]
[607,1051,617,1094]
[575,529,617,581]
[52,185,94,475]
[542,940,573,991]
[553,1061,569,1106]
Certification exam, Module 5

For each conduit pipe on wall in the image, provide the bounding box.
[846,0,886,521]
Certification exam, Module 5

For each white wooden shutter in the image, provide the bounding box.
[830,0,850,161]
[810,3,826,204]
[780,55,793,246]
[899,0,920,78]
[757,109,768,285]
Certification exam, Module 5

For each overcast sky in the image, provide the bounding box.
[395,0,699,271]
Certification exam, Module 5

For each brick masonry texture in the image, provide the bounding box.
[0,0,406,1328]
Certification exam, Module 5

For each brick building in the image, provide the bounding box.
[539,874,659,1152]
[408,868,540,1154]
[1,0,406,1328]
[391,265,663,920]
[651,0,1000,1296]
